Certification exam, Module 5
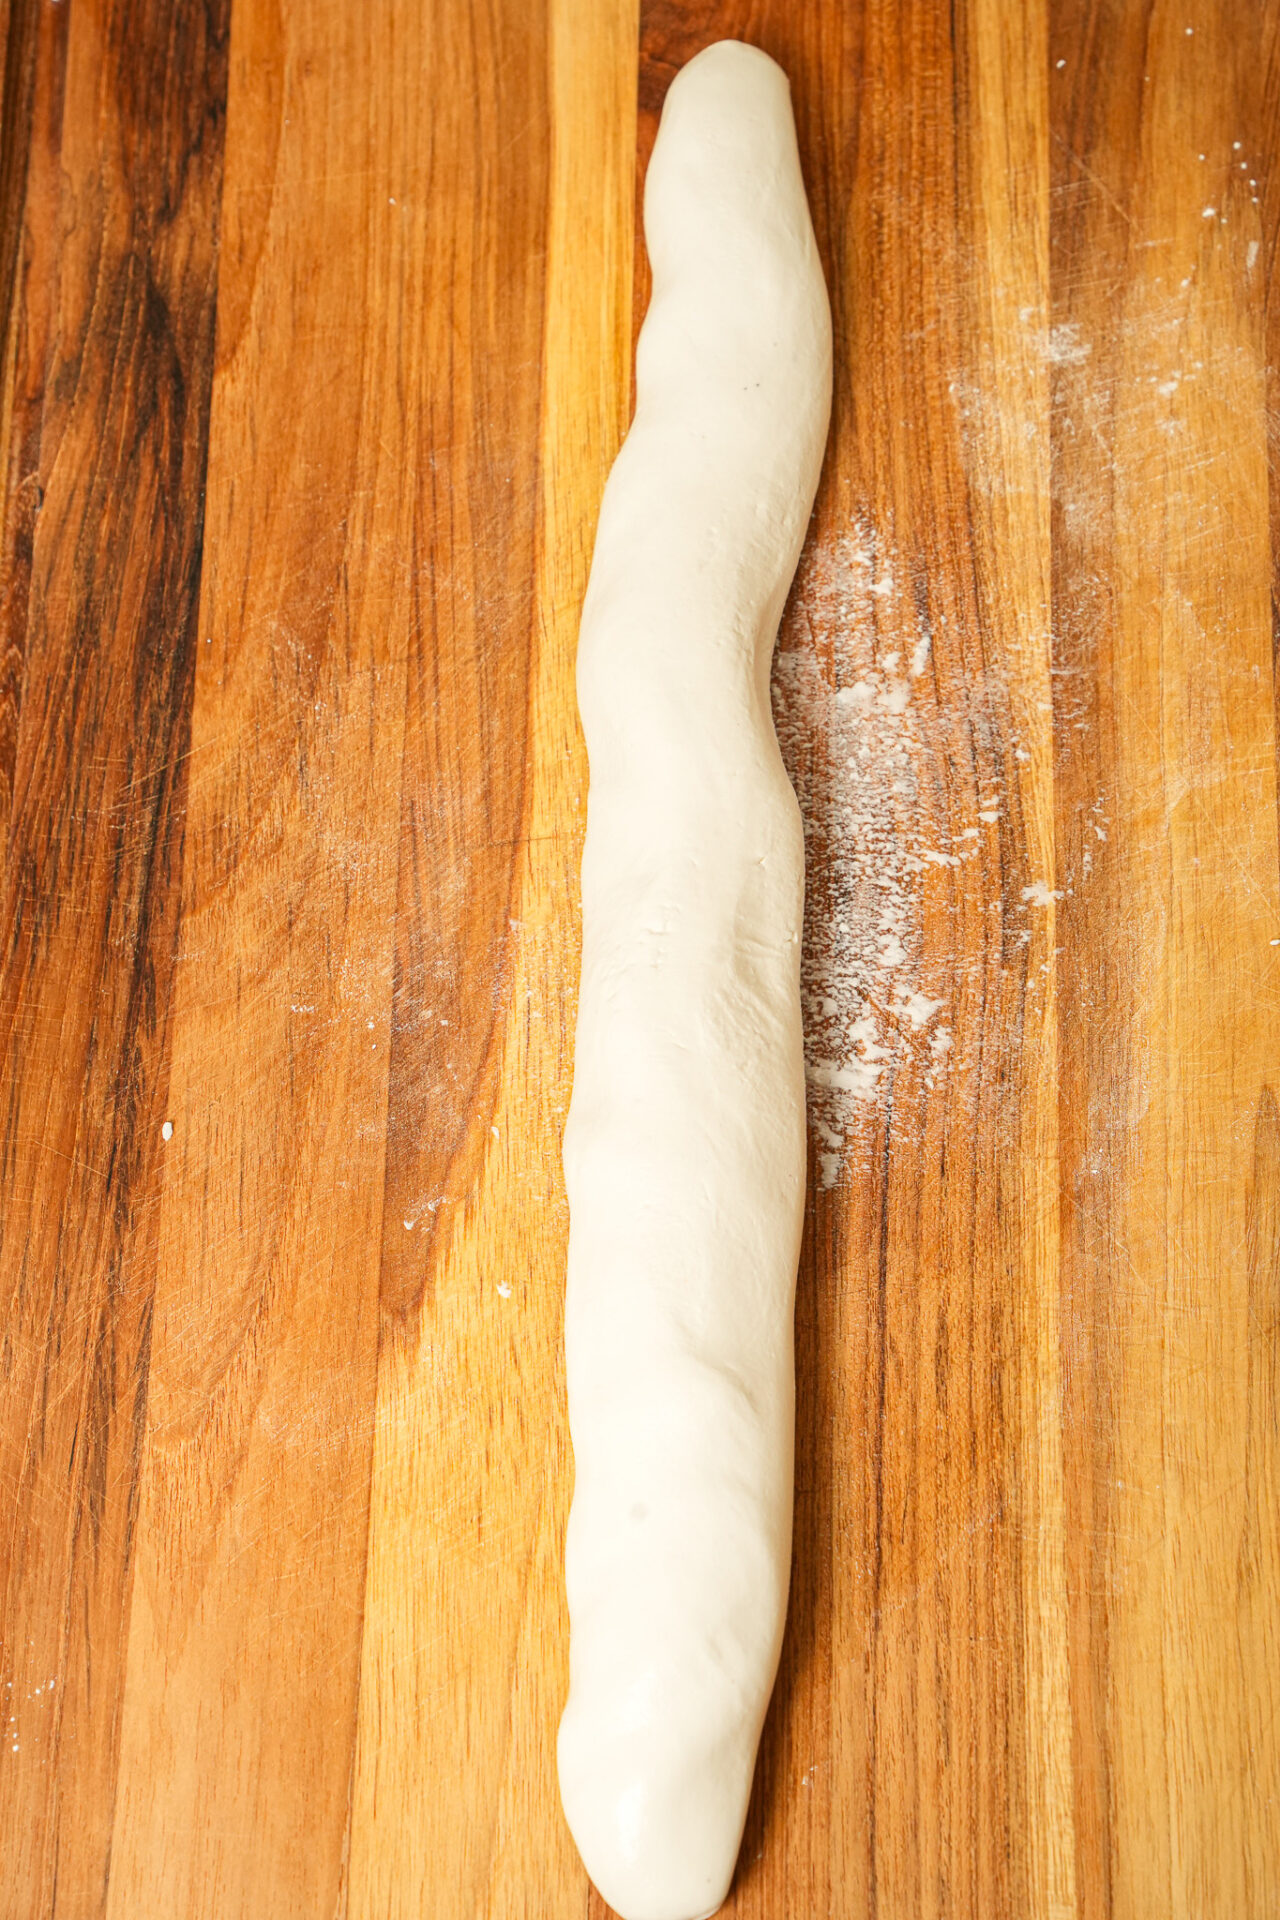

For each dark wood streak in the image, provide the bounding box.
[0,0,39,322]
[1263,7,1280,788]
[0,0,58,842]
[0,1,228,1912]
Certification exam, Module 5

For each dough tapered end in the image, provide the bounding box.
[558,1705,753,1920]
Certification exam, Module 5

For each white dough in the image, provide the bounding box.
[557,40,832,1920]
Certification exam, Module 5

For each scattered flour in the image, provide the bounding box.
[772,523,1005,1191]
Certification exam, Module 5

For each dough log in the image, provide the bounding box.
[558,40,832,1920]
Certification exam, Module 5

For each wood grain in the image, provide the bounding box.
[106,0,432,1908]
[0,1,226,1912]
[632,3,1064,1914]
[1053,5,1280,1913]
[345,2,637,1912]
[0,0,1278,1916]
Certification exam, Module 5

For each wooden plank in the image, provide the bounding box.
[102,0,419,1911]
[0,2,227,1914]
[0,1,1278,1914]
[344,0,637,1913]
[633,4,1063,1915]
[1052,4,1280,1916]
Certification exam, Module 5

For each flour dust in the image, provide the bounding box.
[772,524,980,1191]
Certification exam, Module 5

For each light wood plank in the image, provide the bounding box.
[964,5,1074,1916]
[1053,4,1280,1916]
[345,2,638,1913]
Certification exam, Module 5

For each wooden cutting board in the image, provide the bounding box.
[2,0,1279,1914]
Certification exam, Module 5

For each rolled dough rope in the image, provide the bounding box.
[558,39,832,1920]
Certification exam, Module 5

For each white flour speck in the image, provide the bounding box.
[909,630,932,678]
[894,990,944,1030]
[161,1121,173,1141]
[1043,323,1091,365]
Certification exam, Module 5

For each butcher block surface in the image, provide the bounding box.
[2,0,1279,1915]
